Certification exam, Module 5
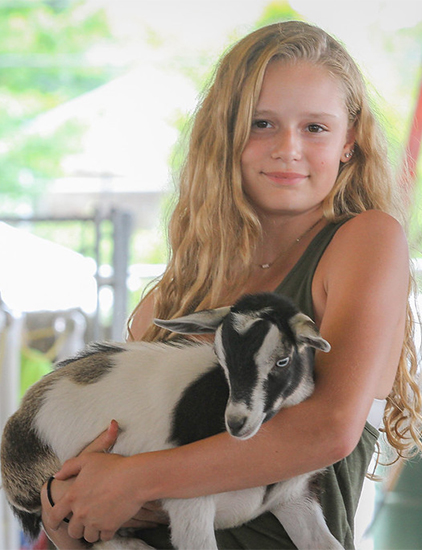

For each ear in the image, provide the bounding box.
[341,127,356,163]
[154,306,231,335]
[289,313,331,352]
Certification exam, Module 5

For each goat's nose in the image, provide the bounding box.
[226,415,247,435]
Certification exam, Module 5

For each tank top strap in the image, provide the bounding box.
[274,219,351,319]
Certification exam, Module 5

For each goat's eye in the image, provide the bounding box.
[276,357,290,368]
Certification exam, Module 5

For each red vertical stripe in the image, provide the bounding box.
[402,70,422,196]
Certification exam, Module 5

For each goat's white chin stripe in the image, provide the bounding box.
[366,398,387,430]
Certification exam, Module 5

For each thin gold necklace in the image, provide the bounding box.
[259,216,324,269]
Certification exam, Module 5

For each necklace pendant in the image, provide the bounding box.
[260,263,271,269]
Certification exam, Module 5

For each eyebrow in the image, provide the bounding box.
[253,109,340,119]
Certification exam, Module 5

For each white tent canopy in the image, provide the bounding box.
[0,222,97,313]
[30,63,198,194]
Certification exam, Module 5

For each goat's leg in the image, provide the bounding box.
[271,497,344,550]
[164,496,218,550]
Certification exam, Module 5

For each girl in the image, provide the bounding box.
[41,21,422,549]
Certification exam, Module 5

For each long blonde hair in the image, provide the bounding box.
[129,21,422,459]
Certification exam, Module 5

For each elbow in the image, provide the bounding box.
[325,413,364,464]
[328,432,359,465]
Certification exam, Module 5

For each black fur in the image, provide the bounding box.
[55,342,124,369]
[169,365,228,446]
[1,293,327,548]
[1,424,59,539]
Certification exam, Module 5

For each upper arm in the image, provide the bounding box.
[127,293,156,341]
[312,211,409,442]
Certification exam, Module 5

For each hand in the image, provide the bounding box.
[41,421,121,546]
[51,452,144,542]
[122,500,169,530]
[45,420,148,543]
[44,419,120,514]
[71,423,169,533]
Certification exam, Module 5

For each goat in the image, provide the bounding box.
[1,292,342,549]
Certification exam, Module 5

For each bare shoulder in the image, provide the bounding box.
[127,292,156,341]
[328,210,408,264]
[337,209,406,237]
[314,210,409,317]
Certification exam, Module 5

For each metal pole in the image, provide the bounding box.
[111,209,132,341]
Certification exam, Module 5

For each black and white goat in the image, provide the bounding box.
[1,292,342,550]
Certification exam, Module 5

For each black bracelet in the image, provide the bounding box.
[46,476,70,524]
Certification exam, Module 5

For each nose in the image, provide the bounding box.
[271,129,301,162]
[226,415,247,436]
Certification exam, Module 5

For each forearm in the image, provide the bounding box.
[48,380,371,536]
[133,391,356,503]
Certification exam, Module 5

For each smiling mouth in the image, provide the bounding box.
[263,172,307,185]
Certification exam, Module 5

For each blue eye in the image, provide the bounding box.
[276,358,290,368]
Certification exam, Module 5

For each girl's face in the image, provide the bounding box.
[241,60,355,220]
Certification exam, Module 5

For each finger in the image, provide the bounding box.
[42,477,73,524]
[66,518,85,541]
[41,477,74,530]
[49,500,74,532]
[130,508,162,523]
[80,420,119,455]
[129,506,169,526]
[100,530,115,542]
[143,500,163,512]
[81,527,100,544]
[122,519,160,529]
[141,501,168,521]
[53,457,83,481]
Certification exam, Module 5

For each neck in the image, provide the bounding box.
[256,210,325,269]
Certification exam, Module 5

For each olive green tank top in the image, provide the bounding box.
[137,221,379,550]
[276,221,379,548]
[274,219,345,317]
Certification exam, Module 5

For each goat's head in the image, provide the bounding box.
[154,292,330,440]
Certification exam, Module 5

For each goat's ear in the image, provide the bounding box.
[154,306,231,335]
[289,313,331,352]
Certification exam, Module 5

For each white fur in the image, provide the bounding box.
[2,294,341,550]
[35,343,216,462]
[231,312,261,335]
[254,324,288,374]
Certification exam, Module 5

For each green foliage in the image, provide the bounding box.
[254,0,303,28]
[0,0,117,213]
[1,119,84,207]
[374,20,422,249]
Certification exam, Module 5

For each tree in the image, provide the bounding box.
[0,0,118,213]
[253,0,303,27]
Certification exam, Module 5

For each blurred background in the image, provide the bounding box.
[0,1,421,548]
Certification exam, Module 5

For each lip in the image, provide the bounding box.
[263,171,307,185]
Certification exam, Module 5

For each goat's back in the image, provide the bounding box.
[33,341,219,461]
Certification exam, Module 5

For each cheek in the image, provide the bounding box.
[240,145,254,170]
[311,151,342,193]
[241,138,264,166]
[313,148,341,173]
